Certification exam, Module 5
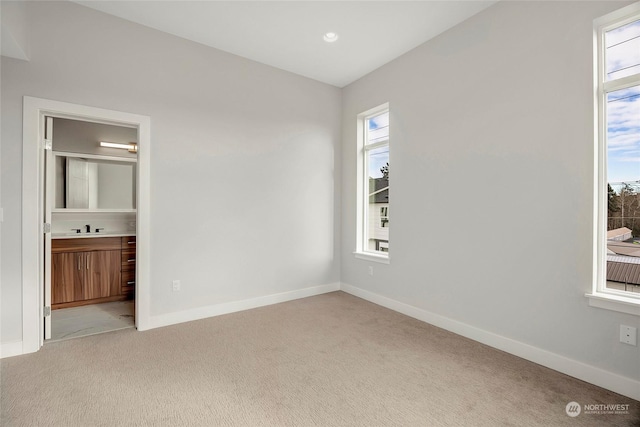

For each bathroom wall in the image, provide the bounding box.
[52,118,137,159]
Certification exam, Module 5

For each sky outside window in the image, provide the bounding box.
[605,19,640,81]
[607,85,640,183]
[367,112,389,178]
[606,20,640,184]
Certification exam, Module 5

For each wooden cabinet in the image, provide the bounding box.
[51,237,131,309]
[52,250,120,304]
[121,236,136,297]
[86,250,121,299]
[52,252,85,304]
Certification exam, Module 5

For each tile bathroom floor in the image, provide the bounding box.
[50,300,135,342]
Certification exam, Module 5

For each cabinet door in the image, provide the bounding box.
[85,250,121,300]
[52,252,85,304]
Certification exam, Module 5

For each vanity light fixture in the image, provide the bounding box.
[323,32,339,43]
[99,141,138,153]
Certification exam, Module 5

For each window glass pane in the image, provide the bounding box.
[366,144,389,253]
[606,85,640,294]
[605,19,640,81]
[607,85,640,183]
[367,111,389,145]
[367,145,389,179]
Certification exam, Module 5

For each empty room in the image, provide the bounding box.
[1,0,639,425]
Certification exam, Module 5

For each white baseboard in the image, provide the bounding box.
[1,341,24,359]
[149,282,341,329]
[340,283,640,401]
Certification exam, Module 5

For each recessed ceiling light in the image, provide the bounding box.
[323,32,338,43]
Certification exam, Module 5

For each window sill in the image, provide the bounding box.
[585,292,640,316]
[354,251,390,264]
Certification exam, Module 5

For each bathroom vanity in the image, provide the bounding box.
[49,151,138,309]
[51,235,136,309]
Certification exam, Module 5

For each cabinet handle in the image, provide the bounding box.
[128,259,135,262]
[86,253,89,270]
[127,241,135,245]
[78,255,81,270]
[127,281,135,285]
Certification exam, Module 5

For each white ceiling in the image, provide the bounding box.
[75,1,497,88]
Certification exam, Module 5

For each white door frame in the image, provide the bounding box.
[43,116,53,340]
[22,96,151,354]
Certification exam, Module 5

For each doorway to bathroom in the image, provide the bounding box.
[44,117,138,341]
[21,96,151,354]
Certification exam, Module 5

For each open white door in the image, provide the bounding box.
[43,116,53,340]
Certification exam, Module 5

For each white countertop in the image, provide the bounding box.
[52,232,136,239]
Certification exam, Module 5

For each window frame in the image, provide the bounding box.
[589,3,640,316]
[354,103,390,264]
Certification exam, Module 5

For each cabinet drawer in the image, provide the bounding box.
[120,237,136,274]
[53,237,121,253]
[121,252,136,264]
[122,262,136,272]
[121,270,135,295]
[121,236,136,248]
[122,270,135,286]
[121,286,135,295]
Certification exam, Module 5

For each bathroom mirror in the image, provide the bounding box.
[55,155,137,210]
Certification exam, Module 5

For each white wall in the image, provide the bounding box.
[341,0,640,382]
[0,0,29,61]
[1,1,341,343]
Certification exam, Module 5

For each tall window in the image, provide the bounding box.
[595,5,640,306]
[356,104,389,261]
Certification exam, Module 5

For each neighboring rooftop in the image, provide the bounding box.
[606,240,640,257]
[607,259,640,286]
[607,227,632,241]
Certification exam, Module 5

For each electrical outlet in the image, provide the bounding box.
[368,266,374,276]
[620,325,637,346]
[172,280,181,292]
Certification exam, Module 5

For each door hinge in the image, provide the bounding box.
[44,306,51,317]
[43,139,52,150]
[43,223,51,233]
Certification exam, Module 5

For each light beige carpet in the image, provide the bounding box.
[1,292,638,426]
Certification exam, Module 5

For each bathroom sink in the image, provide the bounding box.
[62,232,110,236]
[54,232,134,238]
